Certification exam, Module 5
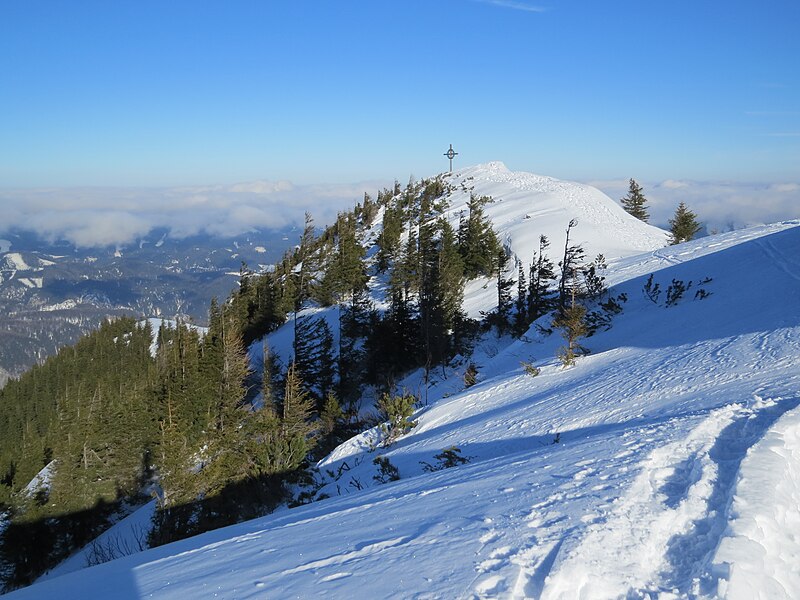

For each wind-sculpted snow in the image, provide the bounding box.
[711,403,800,599]
[7,208,800,597]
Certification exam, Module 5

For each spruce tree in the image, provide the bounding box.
[553,278,588,366]
[376,200,403,273]
[558,220,585,311]
[514,259,528,335]
[528,235,557,321]
[433,219,465,362]
[620,178,649,222]
[458,194,501,279]
[668,202,702,245]
[276,362,316,472]
[494,248,514,332]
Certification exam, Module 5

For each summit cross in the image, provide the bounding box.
[443,144,458,172]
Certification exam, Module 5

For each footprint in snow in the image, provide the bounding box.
[479,529,502,544]
[473,574,508,598]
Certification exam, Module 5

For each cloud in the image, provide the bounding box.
[474,0,547,13]
[589,179,800,233]
[770,183,800,193]
[660,180,690,190]
[0,179,388,248]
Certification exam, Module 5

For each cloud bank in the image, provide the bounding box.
[589,178,800,233]
[0,180,387,248]
[1,175,797,249]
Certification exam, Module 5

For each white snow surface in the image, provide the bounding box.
[22,461,55,499]
[442,162,668,319]
[7,165,800,599]
[1,252,31,271]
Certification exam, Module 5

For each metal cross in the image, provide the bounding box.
[443,144,458,172]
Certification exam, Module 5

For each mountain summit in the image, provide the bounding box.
[442,161,667,261]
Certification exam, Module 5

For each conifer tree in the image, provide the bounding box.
[494,248,514,332]
[553,275,588,366]
[458,194,501,279]
[337,287,371,408]
[201,311,251,497]
[528,235,557,321]
[558,220,586,311]
[275,362,316,472]
[296,212,318,309]
[620,178,649,222]
[514,259,528,335]
[433,219,465,361]
[376,200,403,273]
[668,202,703,245]
[326,213,368,303]
[293,316,336,405]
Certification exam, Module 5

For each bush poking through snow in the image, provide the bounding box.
[643,274,661,303]
[521,361,541,377]
[377,392,418,446]
[553,303,589,367]
[372,456,400,484]
[665,279,687,306]
[464,363,478,387]
[420,447,472,472]
[644,274,712,307]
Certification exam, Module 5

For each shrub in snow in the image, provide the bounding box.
[372,456,400,483]
[377,392,418,446]
[521,361,541,377]
[420,447,471,472]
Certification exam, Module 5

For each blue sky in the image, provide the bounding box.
[1,0,798,188]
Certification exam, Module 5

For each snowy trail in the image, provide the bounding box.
[539,398,800,599]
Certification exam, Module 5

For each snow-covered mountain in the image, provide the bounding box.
[7,164,800,599]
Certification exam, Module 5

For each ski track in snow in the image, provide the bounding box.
[536,398,800,599]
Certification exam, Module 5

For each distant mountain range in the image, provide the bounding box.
[0,227,294,386]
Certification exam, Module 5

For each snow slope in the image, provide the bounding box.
[8,209,800,599]
[439,162,668,319]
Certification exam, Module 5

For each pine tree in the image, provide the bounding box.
[276,362,316,472]
[528,235,557,321]
[201,311,251,497]
[668,202,702,245]
[620,178,649,222]
[293,316,336,405]
[376,200,403,273]
[558,220,585,311]
[337,288,371,408]
[553,279,588,367]
[494,248,514,332]
[432,219,465,362]
[458,194,501,279]
[514,259,528,335]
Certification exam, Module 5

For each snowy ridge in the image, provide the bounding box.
[7,203,800,596]
[451,162,668,261]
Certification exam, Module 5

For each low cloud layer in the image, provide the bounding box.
[0,180,387,248]
[590,179,800,233]
[1,175,798,249]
